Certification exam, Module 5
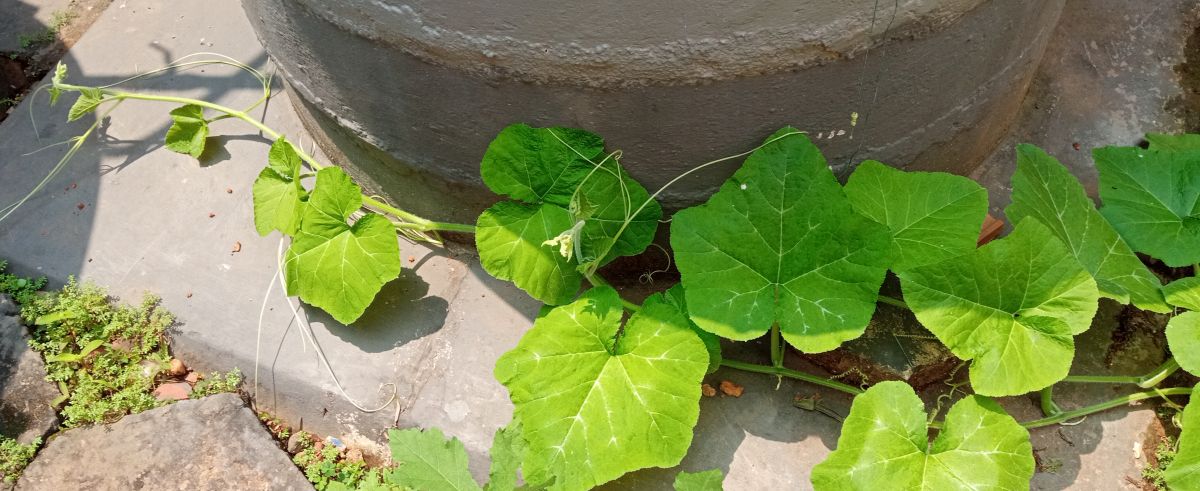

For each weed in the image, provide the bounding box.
[22,278,173,427]
[0,260,46,305]
[16,10,74,51]
[257,411,291,440]
[191,368,242,398]
[1144,436,1178,490]
[0,437,39,483]
[290,432,380,490]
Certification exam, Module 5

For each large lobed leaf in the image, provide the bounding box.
[899,219,1100,396]
[386,427,481,491]
[1146,133,1200,152]
[1169,312,1200,378]
[643,284,723,374]
[495,287,709,490]
[252,138,309,236]
[1094,145,1200,267]
[1167,385,1200,489]
[1167,277,1200,311]
[476,124,661,304]
[671,128,893,353]
[811,381,1033,490]
[1007,144,1168,312]
[844,160,988,273]
[284,167,401,324]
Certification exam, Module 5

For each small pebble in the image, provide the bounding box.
[701,383,717,397]
[719,380,744,398]
[153,382,191,401]
[169,358,187,376]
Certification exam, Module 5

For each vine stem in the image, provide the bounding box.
[876,294,908,310]
[56,83,475,234]
[720,359,864,395]
[769,323,783,369]
[1058,357,1180,388]
[1018,387,1192,429]
[585,273,641,312]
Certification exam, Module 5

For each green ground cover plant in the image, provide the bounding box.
[12,59,1200,490]
[0,437,39,484]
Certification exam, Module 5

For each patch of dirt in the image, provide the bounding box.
[0,0,111,123]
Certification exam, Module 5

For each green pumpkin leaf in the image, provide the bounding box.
[1146,133,1200,152]
[480,124,603,206]
[1166,277,1200,311]
[644,284,722,374]
[844,160,987,272]
[1169,312,1200,377]
[386,427,482,491]
[252,138,308,236]
[1167,385,1200,490]
[477,124,661,304]
[1095,146,1200,267]
[485,420,525,491]
[477,201,580,305]
[164,104,209,158]
[673,469,724,491]
[1008,144,1168,312]
[495,287,708,490]
[899,219,1100,396]
[574,157,662,268]
[671,128,893,352]
[67,88,103,122]
[284,167,400,324]
[811,381,1033,490]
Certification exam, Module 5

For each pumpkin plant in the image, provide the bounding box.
[15,60,1200,490]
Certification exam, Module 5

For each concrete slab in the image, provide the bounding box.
[0,0,1192,490]
[15,393,312,490]
[0,0,74,53]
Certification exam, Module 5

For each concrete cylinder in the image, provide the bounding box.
[242,0,1065,224]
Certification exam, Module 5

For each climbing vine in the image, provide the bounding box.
[13,60,1200,490]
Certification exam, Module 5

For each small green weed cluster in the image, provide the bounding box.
[0,437,39,483]
[22,279,173,426]
[16,10,74,50]
[0,260,46,305]
[1144,436,1179,490]
[191,368,242,398]
[290,432,385,491]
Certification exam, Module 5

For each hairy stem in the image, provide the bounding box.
[770,323,783,369]
[720,359,864,396]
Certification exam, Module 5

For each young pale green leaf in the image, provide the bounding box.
[1007,144,1168,312]
[495,287,709,490]
[811,381,1033,490]
[573,157,662,268]
[671,128,893,352]
[1094,146,1200,267]
[476,201,580,305]
[67,88,103,122]
[844,160,987,272]
[485,421,525,491]
[1166,277,1200,311]
[1167,385,1200,489]
[1169,312,1200,377]
[48,63,67,105]
[164,104,209,158]
[644,284,722,374]
[252,138,308,236]
[899,219,1100,396]
[673,469,724,491]
[284,167,400,324]
[1146,133,1200,152]
[480,124,604,206]
[386,427,482,491]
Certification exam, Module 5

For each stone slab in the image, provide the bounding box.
[0,295,59,446]
[16,393,311,490]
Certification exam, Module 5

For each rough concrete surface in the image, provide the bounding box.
[0,295,59,447]
[15,393,312,490]
[243,0,1064,223]
[0,0,75,53]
